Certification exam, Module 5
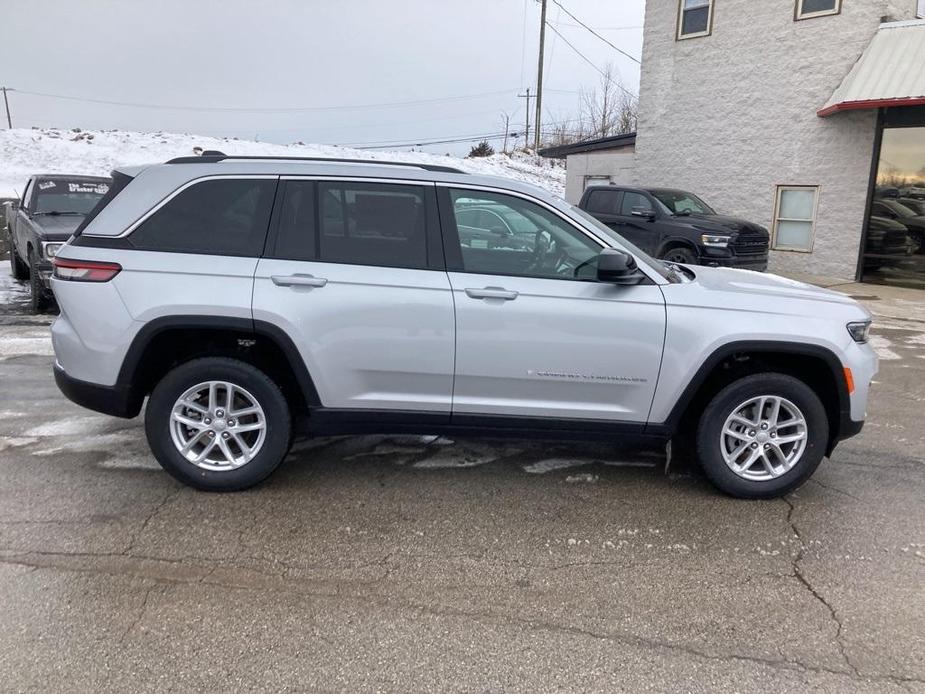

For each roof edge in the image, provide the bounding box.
[538,132,636,158]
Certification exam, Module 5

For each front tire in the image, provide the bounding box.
[9,237,29,280]
[661,246,698,265]
[696,373,829,499]
[145,358,292,492]
[28,252,51,314]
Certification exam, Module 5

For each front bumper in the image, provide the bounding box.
[35,259,54,288]
[54,364,142,418]
[704,255,769,271]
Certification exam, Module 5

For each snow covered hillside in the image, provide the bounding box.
[0,128,565,199]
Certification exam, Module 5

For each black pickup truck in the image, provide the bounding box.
[5,174,111,312]
[578,185,769,270]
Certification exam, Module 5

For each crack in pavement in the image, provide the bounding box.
[119,583,159,645]
[0,548,922,686]
[122,486,183,556]
[783,495,860,678]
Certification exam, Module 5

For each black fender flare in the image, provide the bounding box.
[646,340,851,453]
[116,315,322,412]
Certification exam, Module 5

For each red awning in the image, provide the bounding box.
[818,19,925,117]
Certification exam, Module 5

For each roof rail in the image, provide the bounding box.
[165,151,466,174]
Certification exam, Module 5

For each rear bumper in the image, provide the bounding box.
[53,364,142,418]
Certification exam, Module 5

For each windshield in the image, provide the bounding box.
[33,179,110,215]
[570,205,675,281]
[650,190,715,215]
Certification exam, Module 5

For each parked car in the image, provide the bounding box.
[899,186,925,200]
[897,197,925,216]
[5,174,111,312]
[50,154,875,499]
[870,199,925,254]
[863,215,912,269]
[577,186,769,270]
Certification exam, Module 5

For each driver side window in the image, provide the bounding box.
[449,189,601,280]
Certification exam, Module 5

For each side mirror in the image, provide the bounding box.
[631,206,655,220]
[597,249,646,285]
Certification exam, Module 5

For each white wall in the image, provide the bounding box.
[635,0,918,279]
[563,147,637,203]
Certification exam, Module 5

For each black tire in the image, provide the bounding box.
[28,252,51,314]
[661,246,698,265]
[696,373,829,499]
[145,357,292,492]
[9,235,29,281]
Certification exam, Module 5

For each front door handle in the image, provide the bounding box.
[465,287,518,301]
[271,274,328,288]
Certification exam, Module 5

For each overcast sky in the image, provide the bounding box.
[0,0,644,155]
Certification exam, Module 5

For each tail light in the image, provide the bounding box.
[53,257,122,282]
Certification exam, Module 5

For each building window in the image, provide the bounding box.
[677,0,713,39]
[772,186,819,252]
[795,0,841,20]
[583,175,611,190]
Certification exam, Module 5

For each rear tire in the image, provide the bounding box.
[145,357,292,492]
[696,373,828,499]
[28,252,51,314]
[9,236,29,280]
[661,246,698,265]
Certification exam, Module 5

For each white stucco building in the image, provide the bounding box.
[545,0,925,287]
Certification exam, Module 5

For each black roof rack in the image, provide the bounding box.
[165,151,465,174]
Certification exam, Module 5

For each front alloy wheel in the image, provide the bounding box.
[720,396,808,481]
[696,373,828,498]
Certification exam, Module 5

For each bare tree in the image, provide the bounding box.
[578,63,637,140]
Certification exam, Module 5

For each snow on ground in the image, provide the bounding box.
[0,127,565,199]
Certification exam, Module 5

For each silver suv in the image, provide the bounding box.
[50,154,877,498]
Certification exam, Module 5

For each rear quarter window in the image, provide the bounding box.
[584,188,620,215]
[129,178,277,256]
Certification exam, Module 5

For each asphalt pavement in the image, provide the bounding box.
[0,268,922,693]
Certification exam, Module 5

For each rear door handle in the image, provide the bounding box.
[271,274,328,288]
[464,287,518,301]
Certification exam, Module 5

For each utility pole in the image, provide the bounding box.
[534,0,548,151]
[1,87,11,129]
[501,112,511,154]
[517,88,533,148]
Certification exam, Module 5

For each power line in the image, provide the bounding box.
[550,0,641,64]
[7,87,519,114]
[552,20,643,31]
[347,131,510,149]
[543,22,638,100]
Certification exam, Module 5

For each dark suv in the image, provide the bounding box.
[578,186,769,270]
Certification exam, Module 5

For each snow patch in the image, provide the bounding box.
[870,335,901,361]
[25,415,111,437]
[0,128,565,199]
[0,436,38,451]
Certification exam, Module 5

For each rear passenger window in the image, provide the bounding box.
[585,189,619,215]
[317,181,428,269]
[130,178,276,256]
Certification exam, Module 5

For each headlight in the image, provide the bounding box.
[42,242,64,259]
[701,234,730,247]
[846,321,871,343]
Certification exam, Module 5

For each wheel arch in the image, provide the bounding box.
[116,316,321,418]
[649,340,851,455]
[656,237,699,258]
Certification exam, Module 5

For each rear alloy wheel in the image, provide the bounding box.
[696,373,828,498]
[145,358,291,491]
[661,247,697,265]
